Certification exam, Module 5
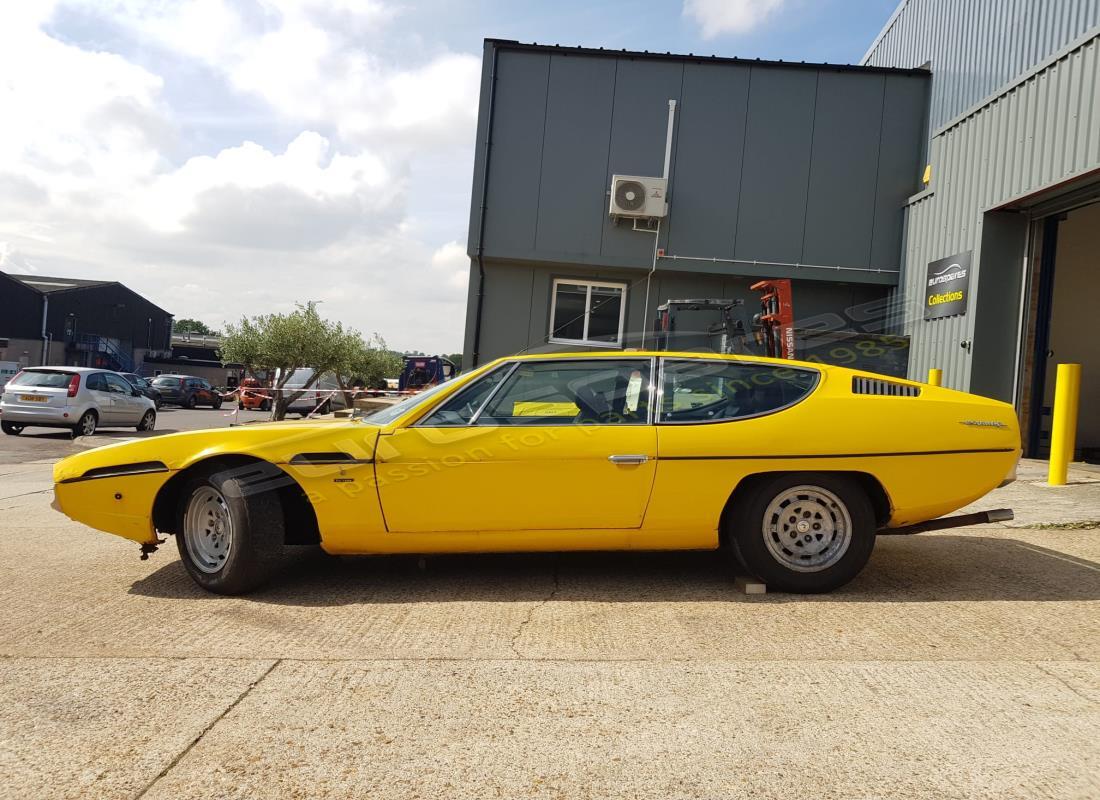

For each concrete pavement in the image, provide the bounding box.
[0,451,1097,798]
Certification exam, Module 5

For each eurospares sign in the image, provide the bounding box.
[924,251,971,320]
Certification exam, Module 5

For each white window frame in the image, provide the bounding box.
[547,278,628,348]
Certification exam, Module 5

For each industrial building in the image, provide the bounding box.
[0,271,174,374]
[463,1,1100,459]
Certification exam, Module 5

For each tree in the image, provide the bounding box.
[220,304,351,420]
[174,318,216,336]
[444,353,463,371]
[333,333,402,406]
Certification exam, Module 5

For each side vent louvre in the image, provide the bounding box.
[852,377,922,397]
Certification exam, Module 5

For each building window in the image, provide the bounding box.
[548,279,627,347]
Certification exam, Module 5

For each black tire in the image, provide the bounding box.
[725,473,876,593]
[174,466,284,594]
[1,421,24,435]
[213,398,223,410]
[318,400,332,415]
[261,399,272,412]
[136,410,156,431]
[72,410,97,439]
[185,394,197,409]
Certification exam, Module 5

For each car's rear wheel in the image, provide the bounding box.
[260,399,271,412]
[212,397,222,410]
[137,410,156,431]
[175,468,283,594]
[72,411,97,438]
[1,422,24,435]
[726,473,875,593]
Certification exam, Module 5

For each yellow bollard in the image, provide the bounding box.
[1048,363,1082,486]
[927,368,942,387]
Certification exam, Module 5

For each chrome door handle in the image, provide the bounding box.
[608,454,649,465]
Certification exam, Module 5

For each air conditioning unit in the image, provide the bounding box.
[609,175,668,218]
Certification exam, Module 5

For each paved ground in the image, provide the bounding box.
[0,427,1097,798]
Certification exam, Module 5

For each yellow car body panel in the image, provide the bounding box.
[51,351,1021,556]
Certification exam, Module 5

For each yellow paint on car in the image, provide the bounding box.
[51,351,1021,555]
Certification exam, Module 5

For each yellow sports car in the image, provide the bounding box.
[51,352,1020,594]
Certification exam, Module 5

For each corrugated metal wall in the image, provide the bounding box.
[864,0,1100,130]
[895,30,1100,390]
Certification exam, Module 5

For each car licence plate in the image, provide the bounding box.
[19,395,48,403]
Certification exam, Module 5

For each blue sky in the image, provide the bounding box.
[0,1,901,352]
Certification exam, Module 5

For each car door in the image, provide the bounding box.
[375,359,657,536]
[105,373,143,423]
[85,372,117,423]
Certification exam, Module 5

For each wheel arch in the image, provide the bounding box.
[718,470,892,547]
[152,454,320,545]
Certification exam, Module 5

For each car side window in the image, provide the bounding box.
[86,373,107,392]
[658,360,817,423]
[105,374,131,394]
[418,364,512,426]
[476,360,650,426]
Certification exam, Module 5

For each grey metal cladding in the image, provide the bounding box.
[534,55,617,258]
[599,58,685,263]
[474,43,928,279]
[870,74,929,267]
[482,51,551,256]
[664,62,751,259]
[863,0,1100,130]
[733,67,818,265]
[896,31,1100,391]
[801,71,886,268]
[466,40,495,258]
[478,263,536,360]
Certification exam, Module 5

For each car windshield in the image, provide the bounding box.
[8,370,75,388]
[358,379,456,426]
[152,377,180,387]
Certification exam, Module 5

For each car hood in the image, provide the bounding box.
[53,419,379,484]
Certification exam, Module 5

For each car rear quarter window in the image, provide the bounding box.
[152,377,180,387]
[659,360,818,424]
[86,373,108,392]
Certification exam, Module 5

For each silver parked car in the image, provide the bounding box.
[0,367,156,438]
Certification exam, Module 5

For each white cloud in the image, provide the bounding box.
[431,241,472,291]
[0,1,480,352]
[683,0,788,38]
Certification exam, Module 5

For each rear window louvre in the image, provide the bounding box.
[852,377,921,397]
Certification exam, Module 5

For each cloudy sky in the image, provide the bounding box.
[0,0,897,353]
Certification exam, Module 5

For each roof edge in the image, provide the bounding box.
[484,38,930,77]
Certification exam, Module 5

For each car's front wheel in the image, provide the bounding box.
[1,421,24,435]
[137,410,156,431]
[726,473,875,593]
[175,468,284,594]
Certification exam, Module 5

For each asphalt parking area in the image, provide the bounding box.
[0,439,1097,798]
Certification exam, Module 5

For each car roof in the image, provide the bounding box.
[153,374,200,379]
[487,350,812,369]
[24,366,115,374]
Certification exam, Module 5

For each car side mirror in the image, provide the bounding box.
[132,389,141,397]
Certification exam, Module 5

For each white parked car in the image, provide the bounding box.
[0,367,156,438]
[281,368,347,417]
